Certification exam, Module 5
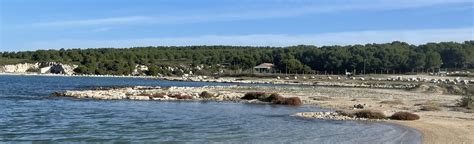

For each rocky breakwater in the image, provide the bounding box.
[296,110,420,121]
[53,86,306,107]
[295,112,362,121]
[54,86,243,101]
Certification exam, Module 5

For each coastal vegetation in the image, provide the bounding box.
[1,41,473,76]
[241,92,270,100]
[353,110,387,119]
[0,57,30,65]
[241,92,302,106]
[389,112,420,120]
[457,87,473,109]
[199,91,214,99]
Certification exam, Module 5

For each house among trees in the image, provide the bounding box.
[254,63,275,73]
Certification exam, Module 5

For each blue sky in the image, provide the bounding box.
[1,0,473,51]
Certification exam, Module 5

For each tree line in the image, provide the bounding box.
[1,41,473,75]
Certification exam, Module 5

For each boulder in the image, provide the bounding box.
[128,95,150,100]
[353,104,366,109]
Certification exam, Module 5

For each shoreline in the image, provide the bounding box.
[4,73,473,143]
[53,85,474,144]
[390,112,474,144]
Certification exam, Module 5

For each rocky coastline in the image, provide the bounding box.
[54,86,380,121]
[53,85,424,121]
[54,86,242,101]
[295,112,366,121]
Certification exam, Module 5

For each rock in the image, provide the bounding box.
[0,63,39,73]
[353,104,366,109]
[49,64,78,75]
[295,112,360,121]
[0,62,77,75]
[128,95,150,100]
[52,92,64,97]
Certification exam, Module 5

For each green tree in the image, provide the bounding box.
[425,51,442,71]
[408,53,426,72]
[147,65,159,76]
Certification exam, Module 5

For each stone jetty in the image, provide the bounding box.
[54,86,243,101]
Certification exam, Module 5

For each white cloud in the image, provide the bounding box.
[32,16,153,27]
[26,27,474,49]
[31,0,472,27]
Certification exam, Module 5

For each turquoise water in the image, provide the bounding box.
[0,75,421,143]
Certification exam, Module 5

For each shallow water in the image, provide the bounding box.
[0,75,421,143]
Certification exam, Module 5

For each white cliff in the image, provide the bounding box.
[0,63,40,73]
[0,62,78,75]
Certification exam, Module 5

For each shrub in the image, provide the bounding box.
[150,93,166,98]
[282,97,303,106]
[354,110,386,119]
[241,92,302,106]
[138,93,152,97]
[272,97,302,106]
[265,93,284,102]
[199,91,213,98]
[458,95,473,109]
[241,92,270,100]
[456,86,474,109]
[169,94,193,100]
[390,112,420,120]
[176,95,193,100]
[335,110,355,117]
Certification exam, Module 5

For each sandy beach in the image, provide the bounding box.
[203,85,474,144]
